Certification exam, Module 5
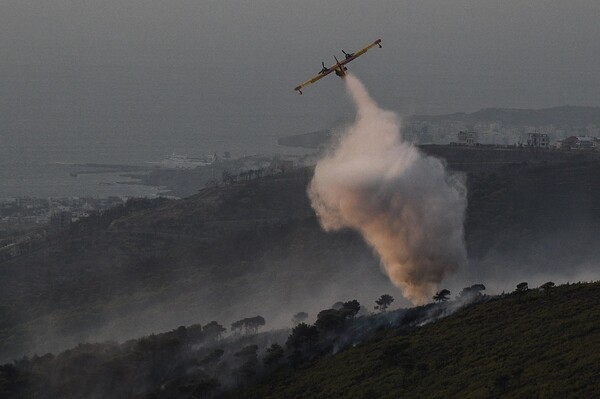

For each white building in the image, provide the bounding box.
[525,133,549,148]
[457,131,479,146]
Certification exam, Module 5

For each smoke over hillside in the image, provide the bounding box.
[309,75,467,304]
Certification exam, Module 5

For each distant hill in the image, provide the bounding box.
[410,105,600,127]
[279,106,600,149]
[231,281,600,399]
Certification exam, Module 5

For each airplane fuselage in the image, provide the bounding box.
[334,67,347,77]
[333,56,348,77]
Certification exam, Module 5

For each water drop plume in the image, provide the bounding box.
[308,75,467,304]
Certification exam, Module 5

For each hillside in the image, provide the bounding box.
[0,159,599,362]
[0,282,600,399]
[0,170,391,361]
[2,281,597,398]
[231,281,600,399]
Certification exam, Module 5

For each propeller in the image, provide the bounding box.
[318,61,326,74]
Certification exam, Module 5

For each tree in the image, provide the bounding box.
[471,284,486,292]
[341,300,361,319]
[230,316,265,335]
[459,284,486,300]
[203,321,226,341]
[315,309,346,332]
[286,323,319,366]
[433,289,451,302]
[263,343,284,367]
[375,294,394,312]
[314,301,361,333]
[243,316,266,335]
[540,281,555,293]
[187,324,203,342]
[331,301,345,310]
[231,320,244,335]
[292,312,308,326]
[516,282,529,293]
[515,282,529,303]
[286,323,319,351]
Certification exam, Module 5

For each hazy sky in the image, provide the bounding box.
[2,0,600,161]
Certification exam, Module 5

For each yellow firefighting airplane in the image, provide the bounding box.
[294,39,382,94]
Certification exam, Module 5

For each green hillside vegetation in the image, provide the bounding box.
[2,282,598,398]
[231,281,600,399]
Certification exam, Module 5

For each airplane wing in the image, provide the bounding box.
[338,39,382,67]
[294,39,382,94]
[294,68,336,94]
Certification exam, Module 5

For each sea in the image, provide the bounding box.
[0,134,307,199]
[0,163,164,199]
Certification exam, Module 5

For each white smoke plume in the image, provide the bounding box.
[308,75,467,304]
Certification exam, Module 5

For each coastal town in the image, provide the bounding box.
[2,107,600,263]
